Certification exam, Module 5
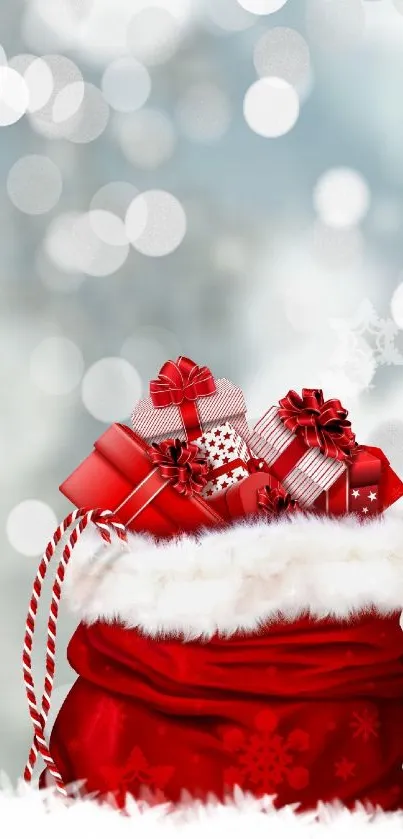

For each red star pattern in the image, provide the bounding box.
[195,422,251,499]
[98,745,174,809]
[334,757,356,782]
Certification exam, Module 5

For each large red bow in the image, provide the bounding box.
[149,439,208,497]
[278,388,356,462]
[150,357,216,408]
[257,485,300,516]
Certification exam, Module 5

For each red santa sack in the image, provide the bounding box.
[34,512,403,812]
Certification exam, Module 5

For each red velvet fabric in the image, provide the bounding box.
[45,614,403,810]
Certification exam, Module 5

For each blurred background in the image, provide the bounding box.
[2,0,403,783]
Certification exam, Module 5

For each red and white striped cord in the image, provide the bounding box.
[22,507,127,796]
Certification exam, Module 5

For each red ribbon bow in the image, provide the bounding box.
[278,388,356,462]
[149,438,209,497]
[150,356,216,407]
[150,356,216,442]
[257,485,300,516]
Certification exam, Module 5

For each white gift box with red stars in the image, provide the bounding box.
[194,422,252,498]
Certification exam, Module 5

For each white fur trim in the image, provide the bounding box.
[2,783,403,837]
[63,513,403,639]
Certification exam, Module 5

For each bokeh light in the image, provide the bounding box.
[88,209,127,247]
[101,57,151,112]
[253,28,311,94]
[27,54,84,137]
[8,54,54,113]
[310,221,364,270]
[176,82,232,143]
[313,169,371,229]
[391,281,403,329]
[125,190,187,257]
[243,77,299,138]
[115,108,176,168]
[306,0,365,51]
[237,0,288,13]
[44,211,129,276]
[29,336,84,395]
[212,235,250,274]
[0,66,29,126]
[81,357,142,422]
[7,155,63,215]
[44,211,83,273]
[127,7,181,67]
[52,80,84,123]
[204,0,256,32]
[90,181,139,220]
[71,212,129,275]
[62,82,109,143]
[6,500,58,557]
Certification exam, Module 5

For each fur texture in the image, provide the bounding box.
[63,512,403,639]
[2,783,403,837]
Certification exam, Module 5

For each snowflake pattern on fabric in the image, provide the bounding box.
[222,709,310,796]
[350,707,380,743]
[99,745,174,808]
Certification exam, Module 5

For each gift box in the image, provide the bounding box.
[195,422,252,498]
[131,355,251,445]
[248,389,355,508]
[314,445,403,517]
[59,424,225,539]
[250,388,403,515]
[208,471,296,522]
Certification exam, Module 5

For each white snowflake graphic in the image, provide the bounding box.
[350,707,380,743]
[330,298,403,372]
[222,709,310,796]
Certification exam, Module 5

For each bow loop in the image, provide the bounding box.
[150,356,216,408]
[257,485,300,516]
[247,457,271,474]
[278,388,356,462]
[150,438,209,497]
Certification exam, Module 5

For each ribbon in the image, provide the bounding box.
[278,388,356,463]
[149,439,208,497]
[206,455,270,486]
[150,357,216,442]
[257,485,300,516]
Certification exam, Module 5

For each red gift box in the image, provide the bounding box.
[131,356,251,445]
[314,445,403,517]
[59,424,225,539]
[249,389,352,507]
[209,471,288,522]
